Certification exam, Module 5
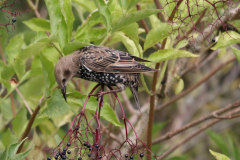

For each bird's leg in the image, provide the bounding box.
[89,84,126,98]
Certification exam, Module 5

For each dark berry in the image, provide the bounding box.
[125,154,128,158]
[130,156,134,159]
[75,127,79,130]
[67,142,71,146]
[47,157,51,160]
[89,147,92,151]
[78,158,82,160]
[161,80,165,84]
[87,143,91,148]
[212,38,216,42]
[63,148,67,151]
[67,150,71,154]
[88,154,91,157]
[62,155,66,159]
[84,142,88,146]
[140,153,144,158]
[55,155,58,159]
[56,153,59,156]
[99,155,102,159]
[95,144,99,148]
[62,151,66,155]
[12,18,16,23]
[60,159,63,160]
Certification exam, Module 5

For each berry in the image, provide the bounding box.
[12,18,16,23]
[87,143,91,148]
[47,157,51,160]
[89,147,92,151]
[140,153,144,158]
[75,127,79,130]
[62,151,66,155]
[99,155,102,159]
[62,155,66,159]
[54,155,58,159]
[67,150,71,154]
[125,154,128,158]
[95,144,99,148]
[78,157,82,160]
[84,142,88,146]
[56,153,59,156]
[130,156,134,159]
[63,148,67,151]
[60,158,63,160]
[67,142,71,146]
[88,154,91,157]
[212,38,216,42]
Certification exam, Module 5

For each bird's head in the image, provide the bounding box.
[54,55,79,101]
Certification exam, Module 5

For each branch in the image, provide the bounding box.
[15,88,33,115]
[153,100,240,144]
[153,0,166,22]
[157,106,240,160]
[156,56,236,111]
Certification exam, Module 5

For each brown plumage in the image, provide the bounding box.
[54,45,158,110]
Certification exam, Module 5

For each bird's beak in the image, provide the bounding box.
[61,86,67,102]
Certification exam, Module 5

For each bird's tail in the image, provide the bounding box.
[130,86,141,111]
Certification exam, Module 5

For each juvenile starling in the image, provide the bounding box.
[54,45,158,110]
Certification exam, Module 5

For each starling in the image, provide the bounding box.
[54,45,158,110]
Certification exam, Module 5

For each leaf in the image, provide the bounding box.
[120,23,139,44]
[207,130,229,156]
[211,31,240,50]
[73,0,96,12]
[148,49,198,62]
[93,0,112,32]
[0,79,11,91]
[60,0,75,42]
[210,150,231,160]
[9,145,34,160]
[67,92,124,127]
[115,32,141,57]
[112,9,162,32]
[174,78,184,94]
[40,53,55,98]
[175,39,189,49]
[12,109,28,138]
[1,64,15,80]
[149,15,161,29]
[7,138,28,159]
[0,147,8,160]
[19,42,48,60]
[63,41,91,55]
[44,0,62,35]
[58,17,69,49]
[6,34,24,64]
[2,129,17,147]
[75,11,103,38]
[13,57,25,79]
[38,89,71,118]
[23,18,50,32]
[118,0,128,9]
[75,28,107,42]
[230,46,240,64]
[126,0,141,11]
[34,31,57,43]
[144,23,172,51]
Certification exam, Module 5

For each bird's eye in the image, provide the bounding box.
[62,78,66,83]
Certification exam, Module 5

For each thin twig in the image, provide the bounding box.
[9,93,17,117]
[153,100,240,144]
[156,56,236,111]
[153,0,166,22]
[15,88,33,115]
[157,107,240,160]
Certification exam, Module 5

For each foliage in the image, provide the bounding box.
[0,0,240,159]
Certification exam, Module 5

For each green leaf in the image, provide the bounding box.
[148,49,198,62]
[210,150,231,160]
[6,34,24,64]
[0,147,8,160]
[44,0,62,35]
[144,23,171,51]
[2,129,17,147]
[58,17,69,49]
[118,0,128,9]
[19,42,48,60]
[126,0,141,11]
[73,0,96,12]
[34,31,57,43]
[67,92,124,127]
[230,46,240,64]
[115,32,141,57]
[60,0,75,42]
[63,41,91,55]
[23,18,50,32]
[7,138,28,159]
[93,0,112,31]
[149,15,161,29]
[175,39,189,49]
[0,79,11,91]
[207,130,229,156]
[211,31,240,50]
[9,145,34,160]
[12,109,28,138]
[40,53,55,98]
[13,57,25,79]
[38,89,71,118]
[174,78,184,94]
[75,11,103,38]
[75,28,107,42]
[1,64,15,80]
[120,23,139,44]
[112,9,162,32]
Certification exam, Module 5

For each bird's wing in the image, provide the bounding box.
[79,45,158,73]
